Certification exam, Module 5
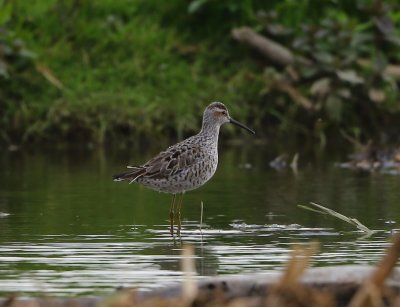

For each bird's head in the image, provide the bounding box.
[203,102,255,134]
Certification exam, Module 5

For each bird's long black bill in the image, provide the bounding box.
[229,118,255,134]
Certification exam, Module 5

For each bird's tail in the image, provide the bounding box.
[112,166,146,184]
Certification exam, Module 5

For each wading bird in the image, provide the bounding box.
[113,102,255,235]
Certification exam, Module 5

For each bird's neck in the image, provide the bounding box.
[199,122,220,143]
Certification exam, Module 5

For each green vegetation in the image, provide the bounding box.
[1,0,400,147]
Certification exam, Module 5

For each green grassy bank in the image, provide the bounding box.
[1,0,400,147]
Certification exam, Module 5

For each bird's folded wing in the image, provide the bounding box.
[143,144,201,179]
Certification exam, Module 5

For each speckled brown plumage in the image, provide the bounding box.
[113,102,254,194]
[113,102,254,234]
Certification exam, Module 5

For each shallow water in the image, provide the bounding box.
[0,145,399,296]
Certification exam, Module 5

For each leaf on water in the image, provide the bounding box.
[337,70,364,84]
[36,64,64,90]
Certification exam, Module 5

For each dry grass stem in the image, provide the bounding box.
[280,242,319,285]
[349,234,400,307]
[263,242,335,307]
[299,202,374,234]
[200,201,203,231]
[181,245,197,303]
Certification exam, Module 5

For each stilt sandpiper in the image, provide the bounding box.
[112,102,255,235]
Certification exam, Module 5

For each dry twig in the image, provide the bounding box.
[349,234,400,307]
[299,202,374,234]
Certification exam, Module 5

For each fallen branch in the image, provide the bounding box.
[232,26,311,67]
[232,27,295,67]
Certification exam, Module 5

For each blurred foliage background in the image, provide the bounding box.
[1,0,400,148]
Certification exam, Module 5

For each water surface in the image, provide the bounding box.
[0,145,399,296]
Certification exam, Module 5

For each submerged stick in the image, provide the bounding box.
[299,202,374,234]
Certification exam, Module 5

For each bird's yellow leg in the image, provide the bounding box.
[176,193,184,236]
[169,194,176,235]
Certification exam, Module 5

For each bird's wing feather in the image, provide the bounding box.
[112,166,146,182]
[143,141,201,179]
